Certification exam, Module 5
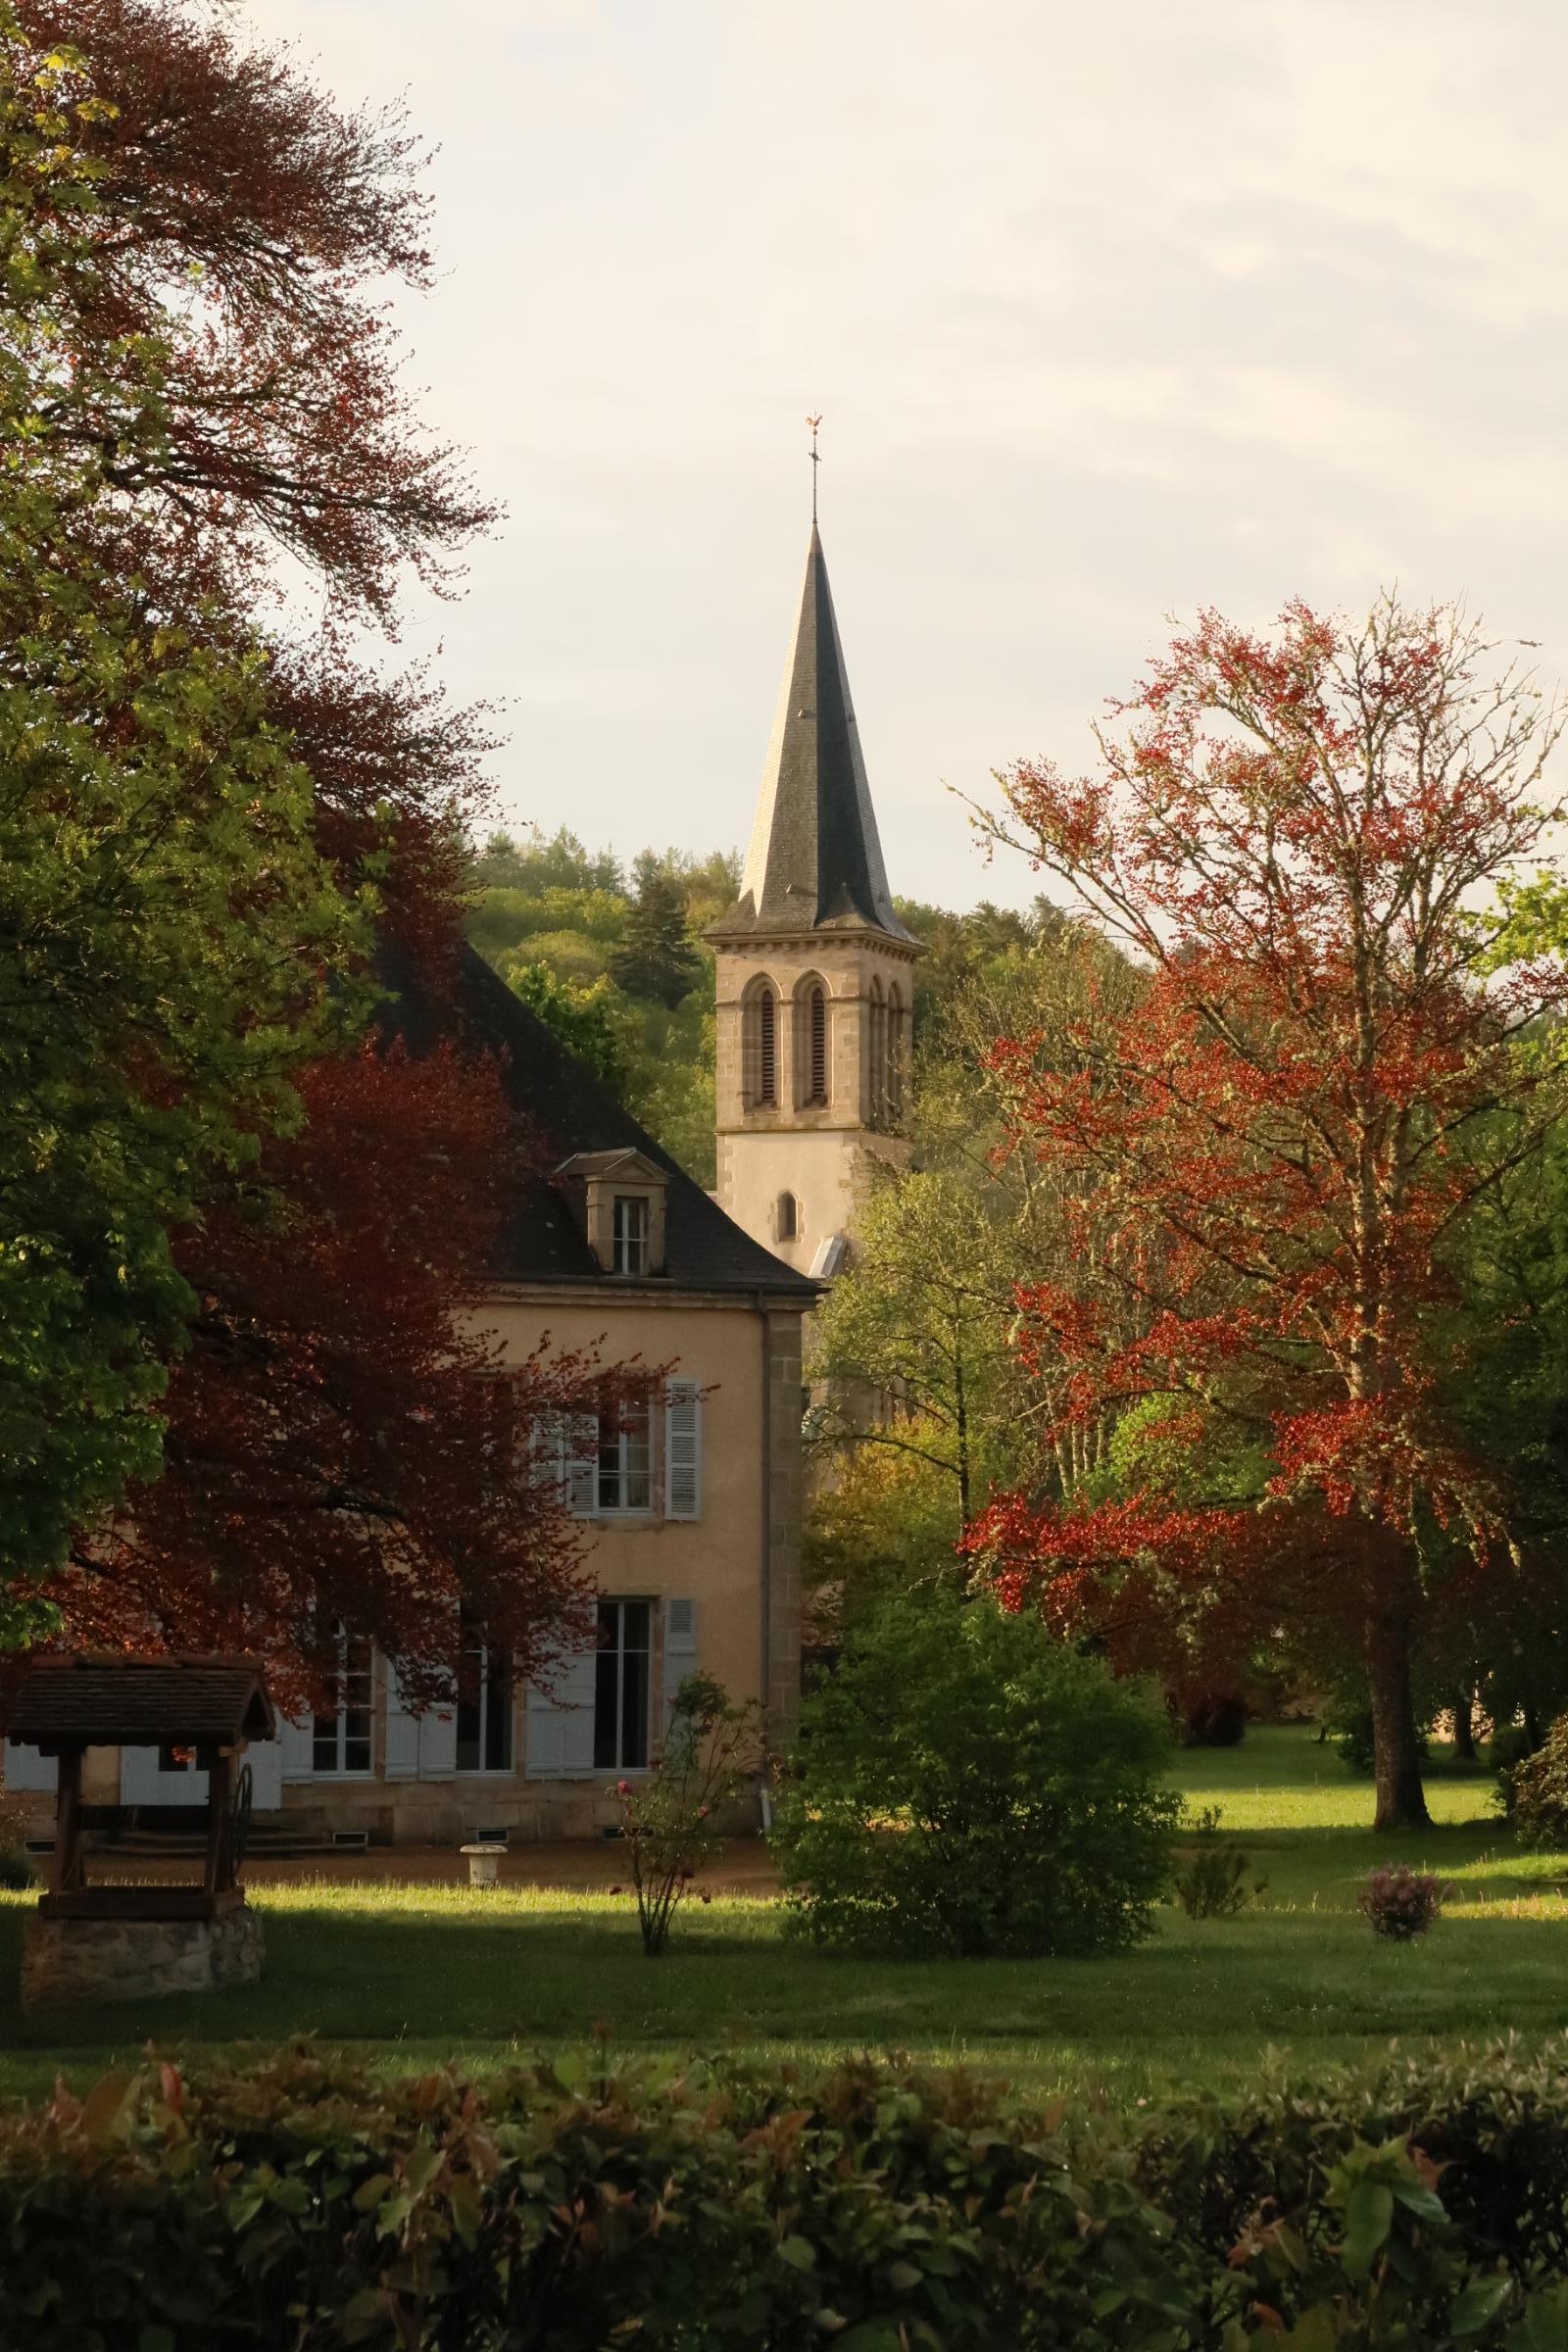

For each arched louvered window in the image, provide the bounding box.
[758,987,777,1105]
[745,981,777,1107]
[808,983,828,1105]
[887,983,905,1120]
[868,977,886,1125]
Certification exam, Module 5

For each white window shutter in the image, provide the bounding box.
[4,1740,56,1794]
[244,1738,283,1809]
[280,1712,316,1784]
[384,1661,420,1781]
[525,1645,598,1779]
[663,1596,699,1729]
[417,1704,458,1780]
[554,1414,597,1514]
[119,1746,163,1804]
[663,1382,702,1520]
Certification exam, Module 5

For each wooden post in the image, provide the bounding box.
[205,1748,233,1897]
[51,1744,85,1894]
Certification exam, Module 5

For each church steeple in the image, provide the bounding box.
[711,524,912,944]
[710,505,919,1275]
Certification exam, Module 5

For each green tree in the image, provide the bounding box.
[499,962,630,1095]
[808,1170,1018,1534]
[472,826,623,896]
[808,913,1146,1556]
[0,538,361,1611]
[610,869,703,1009]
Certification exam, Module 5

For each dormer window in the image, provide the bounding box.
[556,1149,668,1278]
[612,1193,650,1275]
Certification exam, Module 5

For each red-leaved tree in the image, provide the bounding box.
[56,1036,651,1714]
[967,597,1568,1829]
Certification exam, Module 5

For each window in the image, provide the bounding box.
[808,983,828,1103]
[595,1598,651,1769]
[597,1393,653,1512]
[776,1190,798,1242]
[313,1629,373,1775]
[456,1617,514,1773]
[612,1193,649,1275]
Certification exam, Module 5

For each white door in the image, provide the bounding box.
[121,1746,208,1806]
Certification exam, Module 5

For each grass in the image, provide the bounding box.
[0,1725,1558,2104]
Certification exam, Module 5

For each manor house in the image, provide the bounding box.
[5,520,913,1844]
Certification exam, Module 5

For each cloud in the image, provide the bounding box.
[241,0,1568,906]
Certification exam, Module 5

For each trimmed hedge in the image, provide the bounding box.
[5,2040,1568,2346]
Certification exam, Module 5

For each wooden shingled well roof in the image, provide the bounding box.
[2,1656,275,1753]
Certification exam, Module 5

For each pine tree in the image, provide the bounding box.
[611,872,703,1008]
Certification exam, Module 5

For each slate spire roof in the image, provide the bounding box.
[711,525,913,944]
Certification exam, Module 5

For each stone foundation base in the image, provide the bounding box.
[21,1905,265,2009]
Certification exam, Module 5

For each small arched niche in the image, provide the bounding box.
[776,1191,800,1243]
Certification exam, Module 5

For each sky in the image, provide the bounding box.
[244,0,1568,913]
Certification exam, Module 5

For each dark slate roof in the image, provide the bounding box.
[711,524,914,944]
[4,1658,275,1749]
[382,942,817,1299]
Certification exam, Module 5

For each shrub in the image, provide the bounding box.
[1498,1710,1568,1846]
[1171,1805,1264,1920]
[609,1671,759,1955]
[11,2041,1568,2346]
[0,1794,35,1889]
[1489,1718,1538,1777]
[1359,1863,1448,1939]
[772,1590,1180,1957]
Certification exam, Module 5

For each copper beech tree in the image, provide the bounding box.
[53,1031,651,1717]
[967,598,1568,1830]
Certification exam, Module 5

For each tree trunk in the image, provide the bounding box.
[1452,1690,1477,1762]
[1365,1612,1432,1832]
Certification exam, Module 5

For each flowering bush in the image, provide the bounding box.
[611,1672,760,1956]
[1359,1864,1448,1940]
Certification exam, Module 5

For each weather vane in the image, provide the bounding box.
[807,414,822,523]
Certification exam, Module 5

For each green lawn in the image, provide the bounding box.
[2,1726,1563,2103]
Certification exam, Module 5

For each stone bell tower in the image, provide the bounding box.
[708,518,920,1276]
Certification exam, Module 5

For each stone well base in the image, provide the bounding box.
[21,1904,265,2010]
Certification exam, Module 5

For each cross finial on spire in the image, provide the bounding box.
[807,414,822,525]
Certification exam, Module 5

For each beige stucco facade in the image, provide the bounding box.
[3,1283,807,1846]
[281,1281,804,1842]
